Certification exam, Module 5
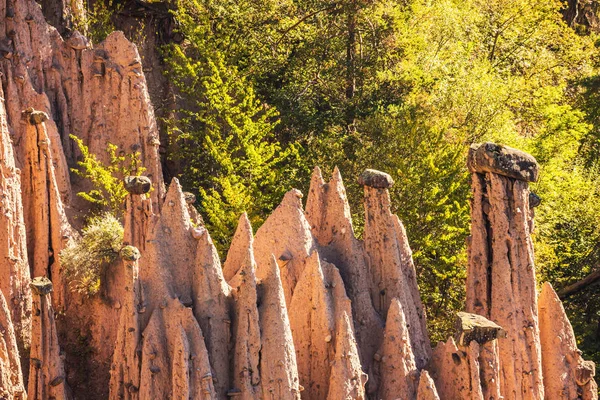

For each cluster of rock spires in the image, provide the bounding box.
[0,0,597,399]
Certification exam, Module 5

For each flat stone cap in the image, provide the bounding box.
[124,176,152,195]
[468,142,539,182]
[120,245,141,261]
[67,30,89,50]
[455,312,506,346]
[22,107,49,125]
[30,276,53,296]
[358,169,394,189]
[183,192,196,204]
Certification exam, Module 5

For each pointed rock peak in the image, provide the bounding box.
[165,177,184,201]
[224,213,254,282]
[254,188,314,293]
[282,189,304,209]
[192,226,231,397]
[329,166,350,203]
[444,336,459,351]
[385,298,408,332]
[238,212,253,234]
[306,165,355,242]
[305,250,323,277]
[264,254,281,282]
[258,254,301,399]
[230,250,261,396]
[99,31,142,70]
[539,281,598,399]
[194,229,228,293]
[331,166,343,184]
[230,251,258,292]
[539,281,558,304]
[327,311,367,400]
[160,177,191,229]
[378,297,419,399]
[311,165,325,185]
[417,370,440,400]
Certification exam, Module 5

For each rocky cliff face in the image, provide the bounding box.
[0,1,597,399]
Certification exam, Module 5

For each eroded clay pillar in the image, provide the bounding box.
[123,176,153,252]
[258,256,301,399]
[108,246,143,400]
[28,277,69,400]
[361,169,431,368]
[538,283,597,399]
[305,167,384,371]
[0,288,27,400]
[21,109,73,310]
[466,142,544,399]
[0,83,32,362]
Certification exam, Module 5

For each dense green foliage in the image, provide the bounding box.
[71,135,145,219]
[162,2,301,252]
[87,0,600,363]
[61,213,124,297]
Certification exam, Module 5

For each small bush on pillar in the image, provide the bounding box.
[60,213,124,296]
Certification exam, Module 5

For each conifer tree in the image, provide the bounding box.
[164,1,299,253]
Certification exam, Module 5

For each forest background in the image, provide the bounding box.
[70,0,600,366]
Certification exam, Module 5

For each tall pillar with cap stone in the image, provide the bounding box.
[360,168,431,369]
[28,277,70,400]
[123,176,153,251]
[466,142,544,399]
[20,108,74,310]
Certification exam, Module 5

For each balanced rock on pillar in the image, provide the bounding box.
[466,143,544,399]
[467,142,539,182]
[429,312,503,400]
[21,108,74,311]
[454,312,505,347]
